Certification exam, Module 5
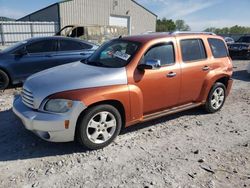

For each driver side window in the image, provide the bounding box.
[143,43,175,66]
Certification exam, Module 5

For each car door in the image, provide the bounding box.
[134,41,181,115]
[177,38,210,104]
[11,39,58,81]
[53,39,93,66]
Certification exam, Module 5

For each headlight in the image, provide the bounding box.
[44,99,73,113]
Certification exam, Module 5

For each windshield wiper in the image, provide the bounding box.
[82,59,110,68]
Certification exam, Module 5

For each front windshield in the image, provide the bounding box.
[237,36,250,43]
[1,40,27,53]
[83,39,140,68]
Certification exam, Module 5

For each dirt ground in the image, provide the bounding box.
[0,60,249,188]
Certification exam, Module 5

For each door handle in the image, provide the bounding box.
[167,72,177,78]
[202,65,210,71]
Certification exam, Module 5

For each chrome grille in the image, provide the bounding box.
[22,87,34,108]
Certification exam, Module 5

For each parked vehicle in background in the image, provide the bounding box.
[228,35,250,59]
[0,36,98,90]
[224,37,235,45]
[13,32,233,150]
[56,25,128,44]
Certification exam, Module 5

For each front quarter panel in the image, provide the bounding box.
[50,85,134,126]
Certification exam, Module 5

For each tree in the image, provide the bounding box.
[204,25,250,34]
[175,20,190,31]
[156,18,176,32]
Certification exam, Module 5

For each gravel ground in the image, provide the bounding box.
[0,60,249,188]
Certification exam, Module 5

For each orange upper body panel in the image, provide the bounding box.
[51,33,233,127]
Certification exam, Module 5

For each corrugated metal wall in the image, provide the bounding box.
[59,0,156,35]
[0,21,59,45]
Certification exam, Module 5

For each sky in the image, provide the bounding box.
[0,0,249,31]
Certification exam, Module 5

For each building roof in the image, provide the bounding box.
[18,0,157,20]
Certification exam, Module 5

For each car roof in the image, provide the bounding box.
[122,32,222,43]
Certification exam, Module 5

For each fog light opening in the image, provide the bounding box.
[36,131,50,140]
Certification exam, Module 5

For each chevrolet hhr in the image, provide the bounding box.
[13,32,233,149]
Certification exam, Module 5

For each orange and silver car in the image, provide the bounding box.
[13,32,233,149]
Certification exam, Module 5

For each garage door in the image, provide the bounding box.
[109,16,130,34]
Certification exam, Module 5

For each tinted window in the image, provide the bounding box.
[59,40,91,51]
[208,38,228,58]
[181,39,207,62]
[144,43,175,66]
[26,40,57,53]
[237,36,250,43]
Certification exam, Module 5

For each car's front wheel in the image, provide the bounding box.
[204,82,226,113]
[0,70,9,90]
[77,104,122,150]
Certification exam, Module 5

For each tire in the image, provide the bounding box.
[77,104,122,150]
[204,82,226,113]
[0,69,9,90]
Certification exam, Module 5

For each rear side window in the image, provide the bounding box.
[144,43,175,66]
[59,40,91,51]
[208,38,228,58]
[180,39,207,62]
[26,40,57,53]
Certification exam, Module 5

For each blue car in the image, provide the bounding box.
[0,36,98,89]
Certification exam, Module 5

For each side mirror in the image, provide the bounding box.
[137,59,161,70]
[15,47,27,57]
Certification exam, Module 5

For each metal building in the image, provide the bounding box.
[18,0,157,35]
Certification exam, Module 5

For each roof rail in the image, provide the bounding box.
[171,31,216,36]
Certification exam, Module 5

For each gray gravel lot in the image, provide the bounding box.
[0,60,249,188]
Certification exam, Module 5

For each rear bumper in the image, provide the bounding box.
[13,96,86,142]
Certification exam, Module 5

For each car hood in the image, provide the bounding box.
[24,61,128,109]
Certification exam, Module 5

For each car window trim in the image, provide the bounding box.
[141,41,176,67]
[180,38,208,63]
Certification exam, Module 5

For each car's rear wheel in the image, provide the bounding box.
[77,104,122,150]
[204,82,226,113]
[0,70,9,90]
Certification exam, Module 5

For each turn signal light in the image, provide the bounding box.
[65,120,70,129]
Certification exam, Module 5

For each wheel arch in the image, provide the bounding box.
[75,99,126,135]
[199,73,231,102]
[0,66,12,84]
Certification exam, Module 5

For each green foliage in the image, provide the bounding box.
[204,25,250,34]
[156,18,176,32]
[156,18,191,32]
[175,20,190,31]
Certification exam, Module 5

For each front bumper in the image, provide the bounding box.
[12,96,86,142]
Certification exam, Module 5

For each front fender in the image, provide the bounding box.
[51,85,133,126]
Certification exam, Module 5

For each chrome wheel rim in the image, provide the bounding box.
[87,111,117,144]
[211,87,225,110]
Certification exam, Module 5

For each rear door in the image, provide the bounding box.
[178,37,211,104]
[54,39,94,65]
